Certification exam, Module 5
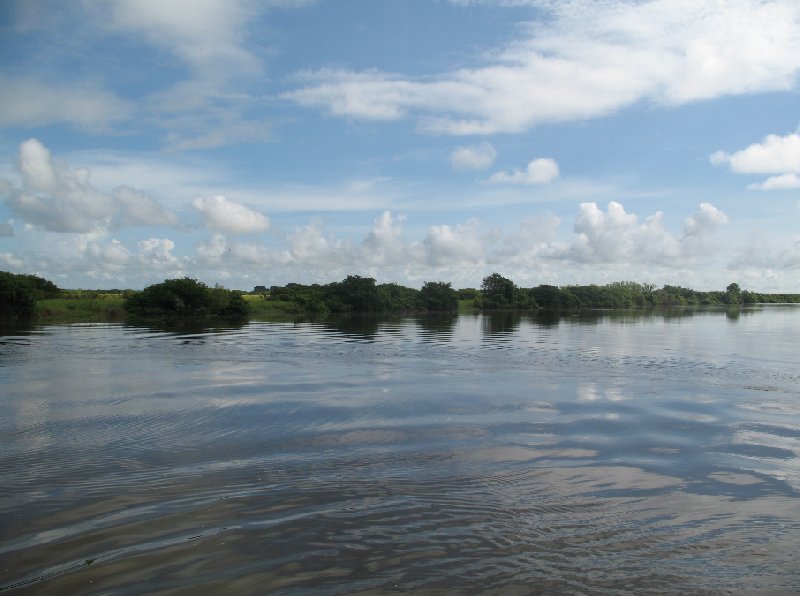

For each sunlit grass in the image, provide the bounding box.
[242,294,297,319]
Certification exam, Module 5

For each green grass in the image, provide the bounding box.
[35,296,126,323]
[31,293,474,324]
[243,294,298,319]
[457,299,478,313]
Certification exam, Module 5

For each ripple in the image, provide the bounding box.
[3,310,800,593]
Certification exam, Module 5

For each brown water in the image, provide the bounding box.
[1,307,799,593]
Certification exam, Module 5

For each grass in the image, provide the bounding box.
[242,293,298,319]
[30,293,473,324]
[35,295,127,323]
[458,299,478,313]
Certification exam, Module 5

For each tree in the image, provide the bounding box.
[420,281,458,312]
[0,271,61,319]
[325,275,383,313]
[725,282,741,305]
[125,278,247,318]
[378,283,422,311]
[479,273,517,309]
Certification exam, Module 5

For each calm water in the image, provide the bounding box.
[1,307,799,594]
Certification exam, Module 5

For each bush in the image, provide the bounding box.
[125,278,247,319]
[420,281,458,312]
[0,271,61,319]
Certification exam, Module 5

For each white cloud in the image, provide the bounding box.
[490,158,559,185]
[554,201,728,265]
[683,202,729,237]
[86,239,131,272]
[423,220,484,267]
[191,195,270,234]
[113,186,180,227]
[0,139,177,233]
[711,132,800,174]
[711,131,800,190]
[110,0,262,82]
[747,174,800,191]
[0,252,25,270]
[288,218,345,263]
[4,139,114,233]
[287,0,800,134]
[0,75,131,130]
[362,211,415,266]
[138,237,179,266]
[0,222,14,237]
[450,142,498,171]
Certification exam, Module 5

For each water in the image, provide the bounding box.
[1,307,799,593]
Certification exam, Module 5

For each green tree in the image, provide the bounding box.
[125,278,247,318]
[378,283,422,311]
[725,282,742,305]
[420,281,458,312]
[479,273,517,309]
[0,271,61,319]
[325,275,383,313]
[530,284,561,309]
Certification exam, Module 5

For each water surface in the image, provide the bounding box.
[1,307,799,593]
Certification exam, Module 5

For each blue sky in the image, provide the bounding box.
[1,0,799,291]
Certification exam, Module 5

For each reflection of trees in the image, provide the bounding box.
[319,315,380,340]
[482,311,522,336]
[128,319,247,337]
[0,321,41,338]
[528,310,560,327]
[417,314,458,337]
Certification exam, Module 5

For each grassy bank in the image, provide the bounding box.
[35,296,127,323]
[242,293,297,319]
[33,293,297,324]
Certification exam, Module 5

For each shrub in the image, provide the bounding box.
[0,271,61,319]
[125,278,247,319]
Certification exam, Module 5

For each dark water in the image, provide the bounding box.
[1,307,799,594]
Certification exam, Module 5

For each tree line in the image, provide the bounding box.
[2,270,799,321]
[0,271,61,319]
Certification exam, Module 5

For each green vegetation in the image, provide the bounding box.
[36,295,126,323]
[258,275,459,316]
[125,278,247,319]
[3,269,800,324]
[1,271,61,320]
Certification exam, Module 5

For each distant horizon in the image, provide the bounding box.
[2,1,799,293]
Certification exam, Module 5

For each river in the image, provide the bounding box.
[1,306,799,593]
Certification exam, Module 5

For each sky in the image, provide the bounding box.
[1,0,799,292]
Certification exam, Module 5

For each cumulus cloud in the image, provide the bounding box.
[0,139,178,233]
[0,222,15,237]
[4,139,114,233]
[450,142,498,171]
[191,195,270,234]
[287,0,800,134]
[712,131,800,190]
[683,203,729,237]
[362,211,416,265]
[711,132,800,174]
[554,201,727,265]
[489,158,559,185]
[747,174,800,190]
[423,220,484,267]
[138,237,179,266]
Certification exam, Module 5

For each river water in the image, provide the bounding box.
[1,307,799,593]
